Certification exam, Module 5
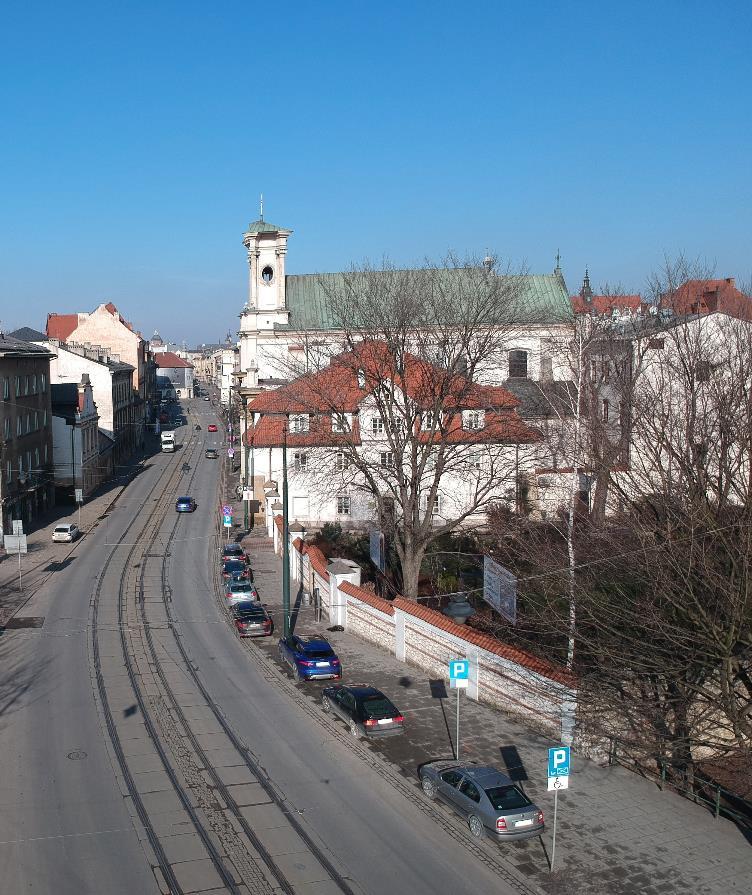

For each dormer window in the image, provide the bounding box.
[463,410,485,430]
[421,410,438,432]
[357,369,366,388]
[289,414,309,433]
[261,265,274,284]
[331,413,351,433]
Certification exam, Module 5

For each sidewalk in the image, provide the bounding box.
[234,518,752,895]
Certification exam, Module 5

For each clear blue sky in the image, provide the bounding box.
[1,1,750,345]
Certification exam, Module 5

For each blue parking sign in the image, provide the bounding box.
[548,746,570,777]
[448,660,469,681]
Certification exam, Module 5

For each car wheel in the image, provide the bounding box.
[349,720,362,739]
[322,696,332,713]
[293,666,303,682]
[468,815,486,839]
[421,777,437,800]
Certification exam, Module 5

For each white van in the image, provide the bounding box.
[160,431,176,452]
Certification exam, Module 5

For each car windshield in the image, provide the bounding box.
[484,785,531,812]
[178,497,191,503]
[224,561,245,571]
[230,583,252,592]
[360,697,398,719]
[54,526,70,533]
[223,546,242,555]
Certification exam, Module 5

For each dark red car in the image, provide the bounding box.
[208,424,218,432]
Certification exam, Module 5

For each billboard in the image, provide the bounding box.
[369,530,385,573]
[483,555,517,624]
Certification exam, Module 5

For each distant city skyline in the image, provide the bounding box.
[1,1,750,345]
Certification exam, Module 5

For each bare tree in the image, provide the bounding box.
[485,259,752,781]
[266,255,551,598]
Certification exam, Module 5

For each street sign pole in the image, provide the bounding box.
[456,686,461,761]
[551,789,558,871]
[547,746,571,873]
[448,659,469,760]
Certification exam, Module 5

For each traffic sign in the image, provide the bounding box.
[223,515,233,527]
[12,520,23,535]
[227,448,235,458]
[222,505,233,516]
[548,746,570,777]
[547,745,571,873]
[448,659,469,689]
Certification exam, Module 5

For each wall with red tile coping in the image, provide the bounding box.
[272,530,577,741]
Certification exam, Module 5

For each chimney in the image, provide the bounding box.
[725,277,735,287]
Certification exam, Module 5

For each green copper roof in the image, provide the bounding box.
[282,271,573,331]
[245,219,288,234]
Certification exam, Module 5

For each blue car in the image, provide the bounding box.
[278,635,342,681]
[175,496,197,513]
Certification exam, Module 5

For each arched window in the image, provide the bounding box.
[508,349,528,378]
[261,265,274,284]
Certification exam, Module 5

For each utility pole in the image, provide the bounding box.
[282,420,290,639]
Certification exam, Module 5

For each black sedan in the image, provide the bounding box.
[322,685,404,738]
[231,601,273,637]
[221,542,249,564]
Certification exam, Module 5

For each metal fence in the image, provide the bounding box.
[607,738,752,831]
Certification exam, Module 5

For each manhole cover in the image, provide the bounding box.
[4,617,45,629]
[67,750,87,761]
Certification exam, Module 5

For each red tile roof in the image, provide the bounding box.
[659,278,752,321]
[303,543,330,581]
[103,302,135,332]
[571,294,643,315]
[340,581,395,615]
[246,340,540,448]
[155,351,193,369]
[46,313,80,340]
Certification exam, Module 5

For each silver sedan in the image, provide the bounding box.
[418,763,544,841]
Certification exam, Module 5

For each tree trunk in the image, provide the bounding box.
[400,548,425,599]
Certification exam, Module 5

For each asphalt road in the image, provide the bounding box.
[0,401,522,895]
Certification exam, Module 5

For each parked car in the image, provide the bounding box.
[221,542,249,564]
[203,396,210,401]
[231,600,273,637]
[175,496,197,513]
[221,559,251,581]
[52,523,80,543]
[225,581,259,603]
[278,635,341,681]
[418,764,544,841]
[205,448,218,459]
[208,423,218,432]
[322,685,404,738]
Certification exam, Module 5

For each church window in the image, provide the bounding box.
[508,350,528,378]
[261,265,274,284]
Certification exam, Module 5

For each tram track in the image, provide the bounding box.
[89,406,534,895]
[135,465,357,893]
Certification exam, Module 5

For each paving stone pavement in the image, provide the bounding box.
[234,517,752,895]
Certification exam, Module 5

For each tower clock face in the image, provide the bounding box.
[261,265,274,284]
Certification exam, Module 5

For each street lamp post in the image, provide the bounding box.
[243,398,249,529]
[281,419,291,639]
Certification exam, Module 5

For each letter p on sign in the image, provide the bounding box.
[548,746,570,777]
